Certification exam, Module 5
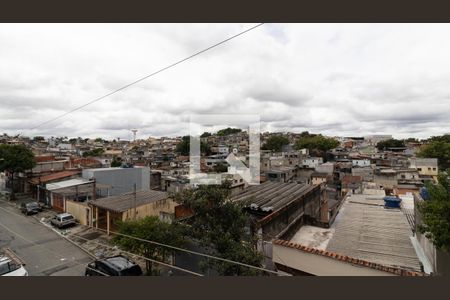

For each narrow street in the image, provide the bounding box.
[0,199,92,276]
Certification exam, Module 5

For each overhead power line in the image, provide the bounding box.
[69,232,203,276]
[92,226,286,276]
[29,23,265,131]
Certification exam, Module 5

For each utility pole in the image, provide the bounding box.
[92,178,96,201]
[133,183,137,220]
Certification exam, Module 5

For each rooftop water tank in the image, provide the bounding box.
[383,196,402,208]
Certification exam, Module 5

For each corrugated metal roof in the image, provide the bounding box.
[89,190,169,213]
[231,181,313,212]
[46,178,91,190]
[325,194,422,273]
[30,170,80,185]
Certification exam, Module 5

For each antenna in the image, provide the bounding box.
[131,129,138,142]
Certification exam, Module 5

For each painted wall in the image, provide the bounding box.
[82,167,150,196]
[65,200,90,226]
[122,198,178,222]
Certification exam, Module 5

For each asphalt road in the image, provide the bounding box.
[0,200,93,276]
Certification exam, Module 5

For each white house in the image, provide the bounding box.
[352,159,371,167]
[302,157,323,169]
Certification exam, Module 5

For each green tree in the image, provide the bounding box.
[213,163,228,173]
[110,155,122,167]
[0,144,36,200]
[417,170,450,251]
[375,139,405,150]
[294,134,339,153]
[68,138,78,144]
[171,182,264,275]
[32,136,45,142]
[112,216,186,275]
[176,136,211,156]
[200,132,211,138]
[82,148,105,157]
[217,127,242,136]
[428,134,450,143]
[262,136,289,152]
[417,139,450,170]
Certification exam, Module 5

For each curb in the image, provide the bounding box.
[37,218,98,259]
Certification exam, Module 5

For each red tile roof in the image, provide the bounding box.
[30,170,81,185]
[273,239,426,276]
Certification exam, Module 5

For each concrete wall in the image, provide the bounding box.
[259,185,324,241]
[82,167,150,197]
[32,161,66,173]
[122,198,177,222]
[65,200,90,226]
[374,174,397,189]
[352,167,374,181]
[409,158,438,176]
[315,163,334,175]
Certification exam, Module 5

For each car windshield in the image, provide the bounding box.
[62,216,73,221]
[27,203,38,208]
[119,265,142,276]
[0,261,20,275]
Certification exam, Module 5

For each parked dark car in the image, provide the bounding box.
[85,255,143,276]
[20,202,42,215]
[50,213,76,229]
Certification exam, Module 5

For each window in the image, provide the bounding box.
[428,167,431,171]
[96,262,114,276]
[417,168,422,171]
[0,263,11,275]
[433,168,436,171]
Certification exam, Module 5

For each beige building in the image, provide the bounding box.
[409,158,438,176]
[88,190,178,234]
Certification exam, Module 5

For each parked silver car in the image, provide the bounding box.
[50,213,76,229]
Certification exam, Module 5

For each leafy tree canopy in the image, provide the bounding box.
[217,127,242,136]
[262,136,289,152]
[417,136,450,170]
[376,138,405,150]
[32,136,45,142]
[0,144,36,173]
[171,182,264,275]
[418,169,450,251]
[213,162,229,173]
[428,134,450,143]
[110,155,122,167]
[200,132,212,138]
[176,136,211,156]
[0,144,36,199]
[112,216,186,275]
[294,134,339,152]
[82,148,105,158]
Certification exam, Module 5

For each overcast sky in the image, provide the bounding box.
[1,23,449,140]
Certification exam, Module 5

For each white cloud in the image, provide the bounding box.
[0,23,449,140]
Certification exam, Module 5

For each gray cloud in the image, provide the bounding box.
[0,23,449,140]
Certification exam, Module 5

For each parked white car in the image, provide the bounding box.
[0,249,28,276]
